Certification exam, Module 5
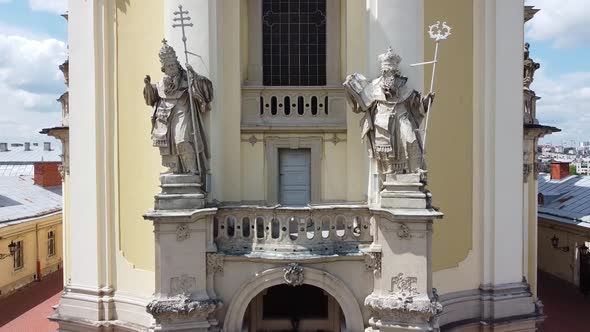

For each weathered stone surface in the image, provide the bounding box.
[146,295,222,322]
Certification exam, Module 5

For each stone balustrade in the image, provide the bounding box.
[241,86,347,130]
[213,205,373,256]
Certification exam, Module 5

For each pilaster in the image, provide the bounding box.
[52,0,117,326]
[474,0,539,327]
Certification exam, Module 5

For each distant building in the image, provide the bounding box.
[538,163,590,290]
[0,165,63,298]
[573,158,590,175]
[0,142,61,177]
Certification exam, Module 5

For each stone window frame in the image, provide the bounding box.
[47,230,56,257]
[246,0,341,86]
[265,137,322,205]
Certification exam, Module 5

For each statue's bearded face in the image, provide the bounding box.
[162,61,181,94]
[163,61,180,77]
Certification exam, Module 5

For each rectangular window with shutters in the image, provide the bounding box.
[13,240,23,270]
[48,231,55,257]
[262,0,327,86]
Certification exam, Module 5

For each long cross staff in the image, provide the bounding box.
[172,5,203,178]
[411,21,452,168]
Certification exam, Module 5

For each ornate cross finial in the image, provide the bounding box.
[428,21,452,41]
[173,5,193,47]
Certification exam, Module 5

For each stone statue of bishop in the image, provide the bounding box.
[344,48,434,178]
[143,40,213,175]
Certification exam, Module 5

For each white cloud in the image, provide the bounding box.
[534,67,590,145]
[525,0,590,48]
[28,0,67,14]
[0,25,66,143]
[0,0,13,4]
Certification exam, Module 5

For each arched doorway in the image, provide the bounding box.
[223,266,365,332]
[244,284,343,331]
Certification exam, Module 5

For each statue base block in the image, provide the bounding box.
[380,173,430,209]
[154,173,205,210]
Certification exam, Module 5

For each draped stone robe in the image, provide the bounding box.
[345,74,428,174]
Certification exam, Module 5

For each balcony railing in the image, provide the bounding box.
[241,86,347,130]
[213,205,373,256]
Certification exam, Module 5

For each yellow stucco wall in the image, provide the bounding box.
[116,0,163,271]
[0,213,62,297]
[425,0,474,271]
[343,0,368,202]
[538,219,590,285]
[239,133,349,203]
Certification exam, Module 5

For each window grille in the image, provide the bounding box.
[262,0,327,86]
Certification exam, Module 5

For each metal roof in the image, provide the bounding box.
[0,143,61,163]
[538,173,590,226]
[0,176,62,224]
[0,164,34,176]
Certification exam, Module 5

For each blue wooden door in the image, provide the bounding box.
[279,149,311,206]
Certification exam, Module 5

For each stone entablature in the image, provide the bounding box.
[241,86,347,131]
[213,205,373,256]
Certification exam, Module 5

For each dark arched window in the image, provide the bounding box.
[262,0,327,86]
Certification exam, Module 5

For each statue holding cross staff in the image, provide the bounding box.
[143,5,213,179]
[343,21,451,185]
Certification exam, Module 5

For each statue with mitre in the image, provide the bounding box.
[143,40,213,175]
[344,48,434,178]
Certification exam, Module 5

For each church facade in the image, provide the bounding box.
[54,1,543,331]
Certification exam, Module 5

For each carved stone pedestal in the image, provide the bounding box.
[144,207,221,331]
[366,191,443,331]
[365,293,442,331]
[380,173,431,209]
[154,173,205,210]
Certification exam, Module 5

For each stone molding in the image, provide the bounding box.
[146,295,222,322]
[437,282,540,329]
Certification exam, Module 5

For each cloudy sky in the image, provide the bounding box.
[525,0,590,146]
[0,0,67,145]
[0,1,587,147]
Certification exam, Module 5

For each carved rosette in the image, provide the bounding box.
[283,263,304,287]
[176,224,190,242]
[397,223,412,239]
[206,253,224,275]
[364,252,382,277]
[146,295,222,322]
